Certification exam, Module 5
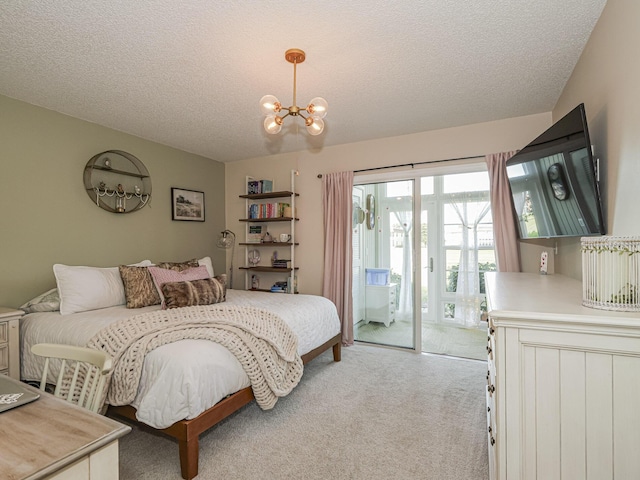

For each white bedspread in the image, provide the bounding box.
[20,290,340,428]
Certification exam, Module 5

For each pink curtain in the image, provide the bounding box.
[322,171,354,346]
[486,152,521,272]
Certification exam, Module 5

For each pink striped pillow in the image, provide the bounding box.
[148,265,211,308]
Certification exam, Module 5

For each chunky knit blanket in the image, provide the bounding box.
[86,304,303,410]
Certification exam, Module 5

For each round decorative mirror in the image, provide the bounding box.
[366,194,376,230]
[83,150,152,213]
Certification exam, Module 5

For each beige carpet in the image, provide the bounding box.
[117,344,489,479]
[355,320,488,360]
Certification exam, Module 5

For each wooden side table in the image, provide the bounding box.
[0,375,131,479]
[0,307,22,379]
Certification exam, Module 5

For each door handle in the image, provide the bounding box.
[429,257,433,272]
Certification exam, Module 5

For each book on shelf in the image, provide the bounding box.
[248,203,257,219]
[247,225,263,243]
[271,280,289,293]
[271,280,288,292]
[247,180,260,194]
[248,202,290,219]
[246,179,274,195]
[260,179,273,193]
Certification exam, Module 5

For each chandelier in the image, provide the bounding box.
[260,49,328,136]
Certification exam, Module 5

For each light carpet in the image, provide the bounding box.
[118,344,489,479]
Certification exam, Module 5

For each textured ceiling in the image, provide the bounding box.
[0,1,607,163]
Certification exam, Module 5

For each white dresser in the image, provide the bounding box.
[485,272,640,480]
[364,283,396,327]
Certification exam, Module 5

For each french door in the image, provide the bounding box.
[352,180,416,349]
[352,165,495,355]
[423,172,496,329]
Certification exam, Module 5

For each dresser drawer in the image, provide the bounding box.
[0,321,7,343]
[486,318,495,361]
[486,389,496,440]
[0,344,8,371]
[486,388,497,479]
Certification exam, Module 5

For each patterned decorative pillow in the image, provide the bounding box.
[148,265,211,308]
[213,273,227,300]
[161,277,226,309]
[119,265,161,308]
[155,259,199,272]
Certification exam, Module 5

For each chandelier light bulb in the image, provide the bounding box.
[260,95,281,115]
[306,97,328,119]
[306,117,324,136]
[264,115,283,134]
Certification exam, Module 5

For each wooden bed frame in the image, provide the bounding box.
[108,333,342,479]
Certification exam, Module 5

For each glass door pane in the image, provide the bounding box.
[422,171,496,360]
[353,180,414,350]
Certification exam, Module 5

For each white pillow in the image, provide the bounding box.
[20,288,61,313]
[54,260,152,315]
[198,256,214,277]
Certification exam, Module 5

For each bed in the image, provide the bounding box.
[20,288,342,479]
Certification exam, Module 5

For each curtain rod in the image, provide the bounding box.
[316,154,485,178]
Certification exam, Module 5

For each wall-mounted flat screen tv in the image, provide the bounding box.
[506,103,605,239]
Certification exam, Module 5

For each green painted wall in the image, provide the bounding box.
[0,94,226,308]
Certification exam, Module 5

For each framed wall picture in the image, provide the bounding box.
[171,188,205,222]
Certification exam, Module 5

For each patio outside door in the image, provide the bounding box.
[353,167,495,359]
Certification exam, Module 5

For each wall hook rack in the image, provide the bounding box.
[83,150,152,214]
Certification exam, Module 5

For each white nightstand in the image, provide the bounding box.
[0,307,22,379]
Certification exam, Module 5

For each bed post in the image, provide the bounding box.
[178,435,199,480]
[332,339,342,362]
